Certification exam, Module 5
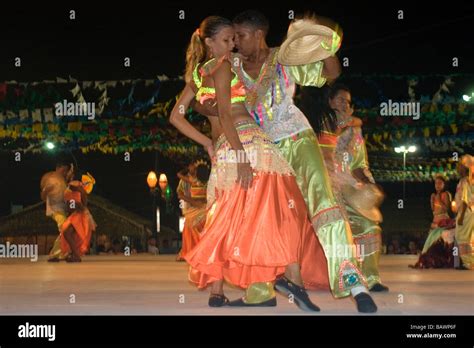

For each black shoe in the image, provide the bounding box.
[369,283,389,292]
[274,277,320,312]
[228,297,277,307]
[455,265,469,270]
[354,292,377,313]
[208,294,230,307]
[47,257,60,262]
[66,255,82,263]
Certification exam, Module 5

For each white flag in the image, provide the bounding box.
[44,108,54,122]
[32,109,42,122]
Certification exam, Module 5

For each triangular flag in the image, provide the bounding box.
[32,109,42,122]
[44,108,54,122]
[19,109,29,120]
[70,83,81,97]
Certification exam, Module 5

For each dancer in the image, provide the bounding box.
[454,155,474,270]
[410,175,456,269]
[301,83,388,291]
[40,161,74,262]
[171,15,320,311]
[176,161,208,261]
[430,176,452,229]
[60,171,97,262]
[194,11,376,312]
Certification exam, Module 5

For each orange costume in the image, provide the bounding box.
[186,57,329,290]
[177,180,207,259]
[60,175,97,256]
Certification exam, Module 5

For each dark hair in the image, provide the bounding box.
[56,160,72,171]
[328,83,351,100]
[434,175,447,184]
[298,85,338,137]
[185,16,233,83]
[233,10,269,35]
[196,164,210,184]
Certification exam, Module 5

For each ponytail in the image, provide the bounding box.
[184,16,233,83]
[185,29,206,83]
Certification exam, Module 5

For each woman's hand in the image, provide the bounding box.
[237,160,253,190]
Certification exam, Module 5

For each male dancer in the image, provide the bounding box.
[194,10,377,312]
[40,161,73,262]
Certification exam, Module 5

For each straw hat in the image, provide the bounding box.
[342,183,384,223]
[278,18,342,66]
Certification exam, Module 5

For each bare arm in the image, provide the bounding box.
[347,116,363,127]
[213,61,245,152]
[213,61,253,189]
[441,192,451,211]
[322,55,341,82]
[40,175,53,201]
[170,84,213,151]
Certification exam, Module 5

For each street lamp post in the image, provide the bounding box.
[147,171,159,242]
[394,145,417,200]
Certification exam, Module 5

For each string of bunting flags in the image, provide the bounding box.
[0,74,472,181]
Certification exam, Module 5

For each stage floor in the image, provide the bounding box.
[0,255,472,315]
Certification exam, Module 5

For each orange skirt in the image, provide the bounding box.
[178,207,206,259]
[60,209,96,256]
[186,120,329,289]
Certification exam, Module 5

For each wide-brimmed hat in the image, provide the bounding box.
[278,18,342,66]
[342,183,384,223]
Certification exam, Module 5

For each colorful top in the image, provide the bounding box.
[335,126,375,184]
[233,48,327,142]
[190,181,207,200]
[431,191,452,219]
[193,56,246,105]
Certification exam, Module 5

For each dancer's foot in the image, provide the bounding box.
[47,257,61,262]
[208,294,230,307]
[455,265,469,270]
[354,293,377,313]
[175,255,185,262]
[369,283,389,292]
[65,255,82,263]
[274,277,320,312]
[228,297,277,307]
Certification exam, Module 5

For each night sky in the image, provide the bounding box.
[1,1,473,80]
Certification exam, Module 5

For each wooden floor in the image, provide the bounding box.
[0,255,472,315]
